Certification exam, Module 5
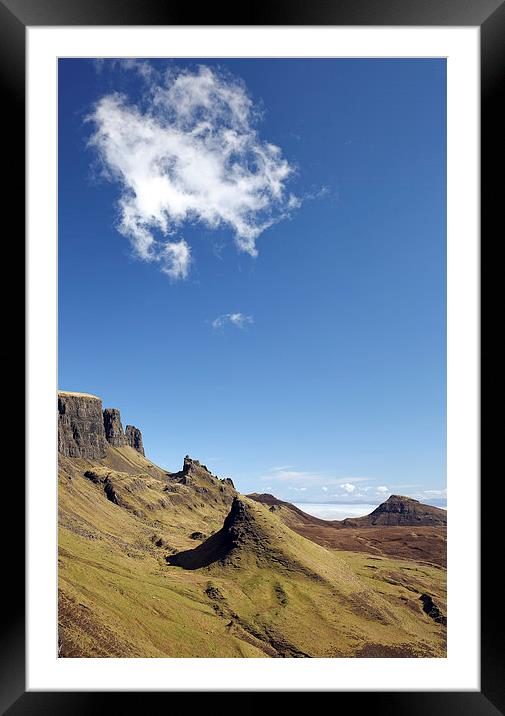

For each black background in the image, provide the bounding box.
[1,0,500,712]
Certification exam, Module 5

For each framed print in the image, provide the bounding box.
[2,0,499,710]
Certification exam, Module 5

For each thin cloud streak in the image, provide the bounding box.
[212,313,254,330]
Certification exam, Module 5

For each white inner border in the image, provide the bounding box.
[27,26,480,691]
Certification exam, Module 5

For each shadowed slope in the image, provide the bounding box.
[167,497,321,574]
[167,497,257,569]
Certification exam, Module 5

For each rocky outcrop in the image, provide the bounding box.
[167,498,259,569]
[103,408,127,447]
[420,594,447,625]
[58,392,107,459]
[59,391,148,458]
[125,425,145,455]
[170,456,217,485]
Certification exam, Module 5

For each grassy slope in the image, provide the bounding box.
[59,449,446,658]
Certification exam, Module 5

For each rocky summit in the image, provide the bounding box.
[58,390,447,659]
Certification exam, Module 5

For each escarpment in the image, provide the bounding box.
[58,392,107,459]
[58,391,145,457]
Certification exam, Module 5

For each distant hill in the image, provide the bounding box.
[246,493,331,526]
[341,494,447,528]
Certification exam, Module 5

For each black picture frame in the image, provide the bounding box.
[2,0,498,711]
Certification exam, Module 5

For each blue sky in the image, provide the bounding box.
[59,58,446,507]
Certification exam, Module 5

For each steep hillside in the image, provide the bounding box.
[58,391,447,658]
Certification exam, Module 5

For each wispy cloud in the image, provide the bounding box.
[212,312,254,330]
[340,482,356,494]
[87,62,298,279]
[258,467,373,494]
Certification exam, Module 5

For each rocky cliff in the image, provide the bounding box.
[103,408,127,447]
[125,425,145,455]
[58,391,146,458]
[58,392,107,459]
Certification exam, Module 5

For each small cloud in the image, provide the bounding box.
[212,312,254,330]
[159,239,191,280]
[376,486,389,494]
[340,483,356,494]
[321,486,328,492]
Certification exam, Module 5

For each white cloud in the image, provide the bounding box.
[159,239,191,279]
[410,487,447,506]
[321,486,328,492]
[259,468,373,489]
[340,483,356,494]
[376,486,389,494]
[212,312,254,330]
[88,63,298,279]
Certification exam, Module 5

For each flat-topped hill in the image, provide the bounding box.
[341,495,447,528]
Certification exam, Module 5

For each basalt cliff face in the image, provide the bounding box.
[125,425,145,455]
[103,408,127,447]
[58,392,107,459]
[58,391,145,458]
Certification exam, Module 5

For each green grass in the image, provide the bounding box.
[59,448,446,658]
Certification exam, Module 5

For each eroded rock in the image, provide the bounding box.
[125,425,145,455]
[103,408,127,447]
